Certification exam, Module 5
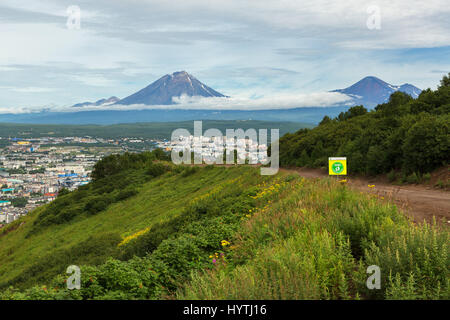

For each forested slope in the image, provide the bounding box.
[279,74,450,179]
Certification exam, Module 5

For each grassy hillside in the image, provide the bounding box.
[0,156,271,290]
[279,74,450,181]
[0,153,448,300]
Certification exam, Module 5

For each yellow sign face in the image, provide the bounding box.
[328,157,347,175]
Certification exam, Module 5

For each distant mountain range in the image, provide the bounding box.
[4,73,423,125]
[72,96,120,108]
[71,71,225,108]
[71,73,421,110]
[332,76,421,108]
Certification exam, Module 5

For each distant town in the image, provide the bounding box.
[0,134,266,226]
[171,134,269,164]
[0,135,165,226]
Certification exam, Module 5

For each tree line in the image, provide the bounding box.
[279,74,450,179]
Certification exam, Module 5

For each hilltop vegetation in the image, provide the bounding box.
[279,74,450,180]
[0,153,448,299]
[0,153,277,294]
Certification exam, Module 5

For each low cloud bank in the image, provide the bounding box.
[0,92,353,114]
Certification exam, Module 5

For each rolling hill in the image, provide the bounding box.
[0,152,447,300]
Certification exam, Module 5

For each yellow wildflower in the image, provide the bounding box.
[118,226,151,247]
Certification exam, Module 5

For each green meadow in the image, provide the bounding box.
[0,153,447,299]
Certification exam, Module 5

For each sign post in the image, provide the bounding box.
[328,157,347,176]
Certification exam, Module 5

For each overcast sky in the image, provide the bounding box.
[0,0,449,110]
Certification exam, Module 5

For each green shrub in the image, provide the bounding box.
[434,179,449,189]
[85,198,110,215]
[360,222,449,299]
[387,170,396,182]
[57,188,70,197]
[115,188,138,202]
[406,172,420,184]
[146,162,170,177]
[181,166,199,177]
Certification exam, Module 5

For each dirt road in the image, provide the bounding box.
[281,167,450,224]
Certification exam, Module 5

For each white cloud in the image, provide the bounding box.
[70,75,117,87]
[0,105,48,114]
[0,0,449,108]
[169,92,352,110]
[0,86,56,93]
[0,66,22,72]
[0,0,107,20]
[0,91,351,114]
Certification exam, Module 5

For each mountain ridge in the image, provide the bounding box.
[117,71,226,105]
[72,96,120,108]
[69,74,421,110]
[332,76,422,108]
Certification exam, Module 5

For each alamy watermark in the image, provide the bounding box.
[366,265,381,289]
[170,121,279,175]
[66,265,81,290]
[66,5,81,30]
[366,5,381,30]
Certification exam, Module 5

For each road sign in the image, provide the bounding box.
[329,157,347,175]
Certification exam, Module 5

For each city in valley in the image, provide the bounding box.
[0,135,156,225]
[0,134,265,226]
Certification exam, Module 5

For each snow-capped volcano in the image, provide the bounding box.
[332,76,421,108]
[116,71,226,105]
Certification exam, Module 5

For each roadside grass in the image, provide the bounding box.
[0,166,447,300]
[178,178,449,300]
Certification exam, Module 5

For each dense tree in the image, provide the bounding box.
[57,188,70,197]
[402,114,449,173]
[92,149,169,180]
[439,72,450,88]
[337,105,368,122]
[279,75,450,175]
[11,197,28,208]
[319,115,332,126]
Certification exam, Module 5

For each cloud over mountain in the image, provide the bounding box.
[0,92,352,114]
[117,71,226,105]
[0,0,448,108]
